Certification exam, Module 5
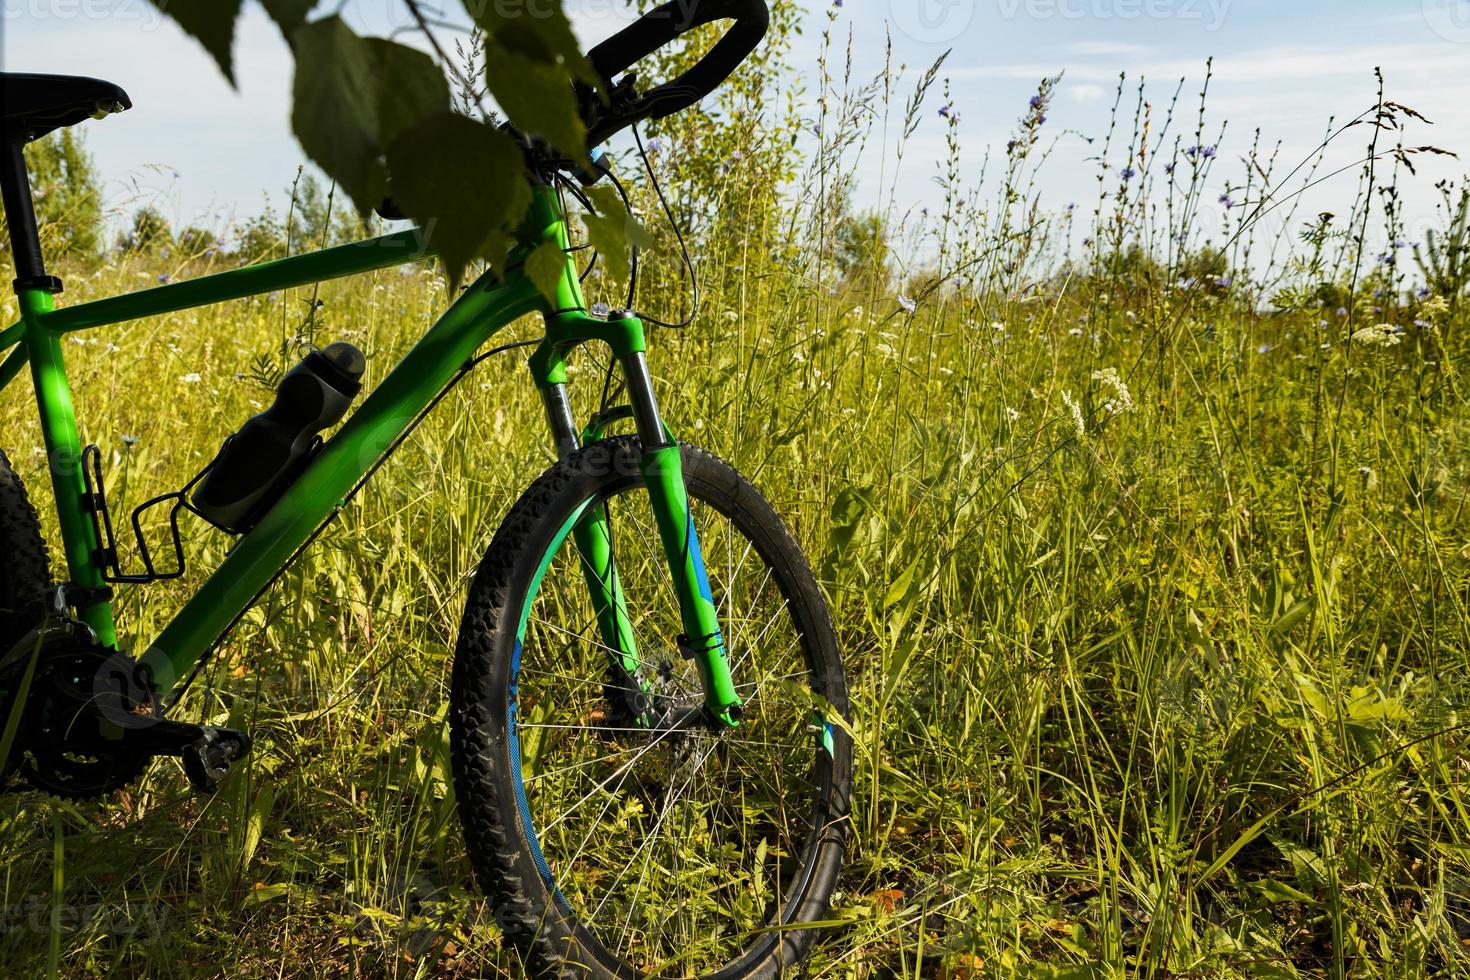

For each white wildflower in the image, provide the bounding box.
[1061,390,1085,439]
[179,372,202,383]
[1090,366,1134,413]
[1420,294,1450,323]
[1004,405,1020,423]
[896,295,917,314]
[1351,323,1402,348]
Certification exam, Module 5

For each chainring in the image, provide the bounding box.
[1,629,154,799]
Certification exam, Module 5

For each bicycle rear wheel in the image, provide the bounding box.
[451,436,851,978]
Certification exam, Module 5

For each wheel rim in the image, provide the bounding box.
[508,482,841,976]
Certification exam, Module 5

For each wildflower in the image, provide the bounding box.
[1029,95,1043,110]
[1121,166,1137,180]
[179,372,202,383]
[1218,193,1236,208]
[1215,276,1232,288]
[723,310,738,322]
[645,137,665,153]
[1165,162,1176,174]
[119,434,139,446]
[991,321,1006,331]
[938,104,951,118]
[1351,323,1402,348]
[158,273,171,284]
[896,295,917,313]
[1091,367,1135,412]
[1036,114,1046,126]
[1061,390,1085,438]
[1257,343,1273,354]
[1202,145,1217,158]
[1004,405,1020,423]
[591,302,611,317]
[1068,325,1083,337]
[1421,294,1450,322]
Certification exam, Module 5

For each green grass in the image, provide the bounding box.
[2,38,1470,979]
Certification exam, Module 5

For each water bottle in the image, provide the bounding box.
[191,342,366,534]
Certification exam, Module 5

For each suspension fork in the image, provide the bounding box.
[531,315,741,729]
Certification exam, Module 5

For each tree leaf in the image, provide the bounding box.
[290,17,448,215]
[259,0,314,34]
[384,112,529,284]
[525,240,569,304]
[483,47,587,156]
[149,0,243,84]
[471,2,597,85]
[582,184,654,284]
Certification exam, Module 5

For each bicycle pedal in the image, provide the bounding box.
[180,727,251,793]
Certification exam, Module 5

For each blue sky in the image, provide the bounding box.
[4,1,1468,257]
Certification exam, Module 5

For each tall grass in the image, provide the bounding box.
[2,11,1469,977]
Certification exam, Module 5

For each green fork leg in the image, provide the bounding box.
[18,287,116,644]
[571,506,643,686]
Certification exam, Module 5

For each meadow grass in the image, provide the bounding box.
[2,20,1470,979]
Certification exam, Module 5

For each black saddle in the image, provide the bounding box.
[1,73,131,144]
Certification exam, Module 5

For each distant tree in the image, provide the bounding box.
[24,130,104,261]
[233,204,286,262]
[122,206,174,253]
[834,209,891,286]
[177,225,220,258]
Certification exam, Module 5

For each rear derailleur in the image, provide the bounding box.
[0,612,250,799]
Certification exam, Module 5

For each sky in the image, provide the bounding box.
[3,0,1468,263]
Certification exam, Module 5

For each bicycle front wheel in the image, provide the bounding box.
[451,436,851,979]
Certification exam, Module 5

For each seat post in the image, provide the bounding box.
[0,136,57,293]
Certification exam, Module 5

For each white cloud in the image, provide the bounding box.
[1067,40,1152,56]
[1070,83,1106,104]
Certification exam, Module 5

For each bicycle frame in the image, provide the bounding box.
[0,184,740,727]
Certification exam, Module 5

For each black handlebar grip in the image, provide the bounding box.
[585,0,769,144]
[191,342,365,534]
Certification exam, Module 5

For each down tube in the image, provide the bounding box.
[138,273,543,695]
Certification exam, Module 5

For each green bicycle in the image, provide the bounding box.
[0,1,852,976]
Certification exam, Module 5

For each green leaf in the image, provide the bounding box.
[483,47,587,156]
[149,0,243,84]
[290,18,449,214]
[472,1,597,85]
[582,185,654,284]
[259,0,314,34]
[525,240,569,303]
[384,112,530,284]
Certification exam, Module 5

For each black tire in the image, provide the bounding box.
[1,447,54,784]
[451,437,851,979]
[0,447,52,651]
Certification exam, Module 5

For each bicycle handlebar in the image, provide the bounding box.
[581,0,770,145]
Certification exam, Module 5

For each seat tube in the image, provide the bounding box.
[618,343,741,728]
[20,288,116,643]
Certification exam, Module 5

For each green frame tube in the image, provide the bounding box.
[1,185,736,720]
